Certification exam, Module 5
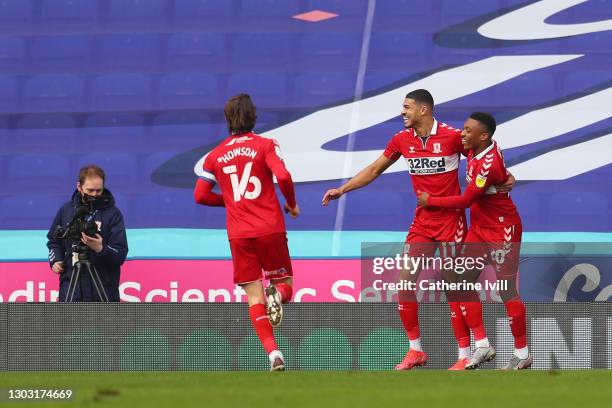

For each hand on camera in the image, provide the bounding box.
[81,233,103,253]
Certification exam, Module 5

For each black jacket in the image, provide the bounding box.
[46,189,128,301]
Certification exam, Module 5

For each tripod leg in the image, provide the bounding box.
[66,263,80,302]
[86,262,109,302]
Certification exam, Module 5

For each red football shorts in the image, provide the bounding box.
[464,222,522,279]
[404,213,467,257]
[229,232,293,285]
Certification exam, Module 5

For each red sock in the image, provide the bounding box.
[398,301,420,340]
[462,301,487,341]
[249,304,277,354]
[504,299,527,348]
[449,302,470,348]
[275,282,293,303]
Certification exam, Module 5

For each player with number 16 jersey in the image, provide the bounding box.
[194,94,298,372]
[202,132,293,240]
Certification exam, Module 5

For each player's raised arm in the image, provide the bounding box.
[322,153,396,206]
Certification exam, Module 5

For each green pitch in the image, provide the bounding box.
[0,371,610,408]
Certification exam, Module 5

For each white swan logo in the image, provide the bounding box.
[554,263,612,302]
[192,1,612,183]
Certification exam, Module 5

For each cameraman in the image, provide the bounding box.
[46,165,128,302]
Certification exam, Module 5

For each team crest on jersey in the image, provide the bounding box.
[409,146,415,153]
[225,136,253,146]
[433,143,442,154]
[475,174,487,188]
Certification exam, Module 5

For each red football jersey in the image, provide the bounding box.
[463,141,520,227]
[427,141,521,227]
[202,132,288,239]
[383,119,465,219]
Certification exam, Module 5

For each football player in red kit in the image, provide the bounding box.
[323,90,513,370]
[418,112,532,370]
[194,94,299,371]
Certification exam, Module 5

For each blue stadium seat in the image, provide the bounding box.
[83,113,146,147]
[0,195,63,229]
[77,153,138,186]
[298,33,361,67]
[293,72,356,107]
[172,0,232,21]
[548,192,609,230]
[511,192,542,231]
[159,72,218,109]
[0,37,26,71]
[134,191,197,227]
[111,191,129,211]
[563,70,611,94]
[362,71,406,93]
[369,32,428,59]
[31,36,93,70]
[240,0,300,17]
[98,35,159,70]
[306,0,367,16]
[165,33,226,68]
[494,71,556,107]
[0,116,8,155]
[15,114,77,150]
[0,76,18,112]
[227,72,288,108]
[568,31,609,54]
[345,191,408,229]
[40,0,98,27]
[107,0,165,27]
[0,0,32,27]
[143,151,181,179]
[24,75,84,112]
[7,154,72,190]
[143,151,203,189]
[289,189,333,229]
[232,33,292,63]
[152,111,215,128]
[441,0,503,22]
[376,0,432,17]
[151,112,223,147]
[91,74,151,110]
[253,111,281,131]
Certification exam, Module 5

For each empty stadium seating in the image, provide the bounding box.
[24,75,84,112]
[31,36,93,71]
[0,37,26,71]
[0,0,608,235]
[40,0,98,28]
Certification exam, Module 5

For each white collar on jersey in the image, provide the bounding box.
[431,118,438,135]
[475,140,496,160]
[411,118,438,137]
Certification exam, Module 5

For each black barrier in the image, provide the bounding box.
[1,303,610,370]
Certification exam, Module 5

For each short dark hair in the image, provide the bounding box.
[78,164,105,185]
[224,93,257,134]
[405,89,434,109]
[469,112,497,137]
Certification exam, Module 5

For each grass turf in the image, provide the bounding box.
[0,371,610,408]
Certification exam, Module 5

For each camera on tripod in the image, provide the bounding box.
[53,204,98,244]
[52,201,109,302]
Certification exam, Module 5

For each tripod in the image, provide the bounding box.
[65,243,109,302]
